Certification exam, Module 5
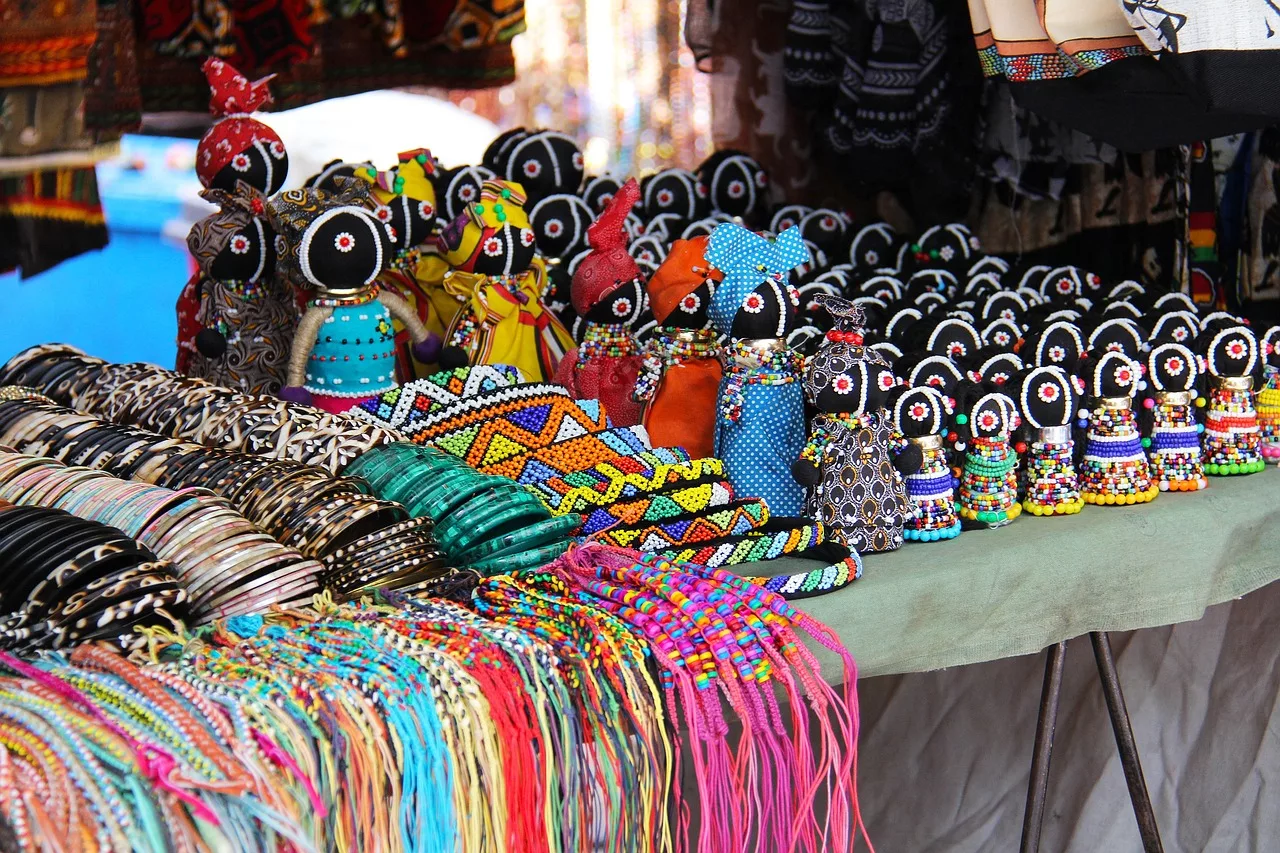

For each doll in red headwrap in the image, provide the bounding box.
[552,179,647,426]
[178,58,290,375]
[632,235,723,456]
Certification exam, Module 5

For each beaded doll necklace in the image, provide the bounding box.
[633,328,719,402]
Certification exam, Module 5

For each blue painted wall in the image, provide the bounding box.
[0,135,198,368]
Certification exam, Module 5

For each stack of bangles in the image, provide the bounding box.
[1256,371,1280,460]
[0,396,450,597]
[1080,400,1159,505]
[0,345,400,475]
[958,438,1021,525]
[0,448,322,620]
[0,503,187,652]
[346,443,583,574]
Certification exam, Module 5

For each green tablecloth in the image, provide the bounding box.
[756,471,1280,679]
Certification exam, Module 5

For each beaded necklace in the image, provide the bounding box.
[798,411,905,470]
[313,286,380,309]
[718,340,804,423]
[633,328,719,402]
[578,322,639,365]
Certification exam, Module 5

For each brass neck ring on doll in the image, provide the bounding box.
[1156,391,1192,405]
[1209,375,1253,391]
[1037,425,1072,444]
[1095,395,1133,410]
[911,433,944,450]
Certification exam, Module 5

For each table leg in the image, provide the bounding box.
[1090,631,1165,853]
[1019,640,1068,853]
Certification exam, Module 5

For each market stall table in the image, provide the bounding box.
[757,470,1280,851]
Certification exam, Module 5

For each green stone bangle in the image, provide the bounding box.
[469,539,572,576]
[454,512,583,566]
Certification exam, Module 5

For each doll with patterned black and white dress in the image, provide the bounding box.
[793,297,920,553]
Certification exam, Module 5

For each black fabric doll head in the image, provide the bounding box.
[696,150,771,226]
[848,222,904,274]
[910,316,982,364]
[771,204,812,235]
[267,179,394,293]
[1152,291,1198,315]
[970,349,1024,387]
[1149,310,1199,347]
[949,380,1019,452]
[883,306,924,346]
[1201,323,1261,381]
[964,272,1003,302]
[1084,350,1142,399]
[1146,342,1198,395]
[859,274,903,304]
[641,168,707,225]
[642,213,684,244]
[581,174,621,214]
[437,165,497,222]
[1039,265,1102,303]
[1023,321,1085,374]
[799,208,848,261]
[629,235,668,271]
[981,291,1028,327]
[907,223,978,274]
[1087,317,1146,361]
[189,183,277,286]
[803,296,897,416]
[907,269,959,302]
[1262,325,1280,371]
[900,353,964,401]
[982,318,1022,351]
[482,127,529,175]
[890,384,948,439]
[968,254,1009,281]
[1015,366,1078,431]
[530,193,594,261]
[306,159,375,192]
[1103,300,1144,321]
[506,130,584,203]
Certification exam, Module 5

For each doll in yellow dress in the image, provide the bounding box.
[414,180,575,380]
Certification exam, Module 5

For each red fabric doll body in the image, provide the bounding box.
[553,178,646,426]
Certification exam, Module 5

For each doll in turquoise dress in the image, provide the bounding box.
[706,222,810,516]
[267,179,442,413]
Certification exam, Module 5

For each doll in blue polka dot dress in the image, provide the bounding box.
[706,222,810,516]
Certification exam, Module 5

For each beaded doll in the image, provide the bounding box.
[360,150,444,380]
[417,181,576,381]
[1143,341,1207,491]
[794,297,918,553]
[890,385,959,541]
[178,58,289,375]
[1079,351,1159,505]
[706,222,809,514]
[634,236,723,457]
[267,180,438,412]
[552,179,647,426]
[1259,326,1280,462]
[1015,366,1083,516]
[182,182,296,396]
[1200,324,1266,475]
[953,382,1022,528]
[503,130,585,204]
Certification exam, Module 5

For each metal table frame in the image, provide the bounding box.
[1020,632,1164,853]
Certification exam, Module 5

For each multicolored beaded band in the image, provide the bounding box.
[958,437,1021,525]
[903,437,960,539]
[1203,381,1265,475]
[579,479,734,536]
[1147,394,1208,491]
[1081,401,1159,504]
[593,498,769,550]
[1022,429,1084,516]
